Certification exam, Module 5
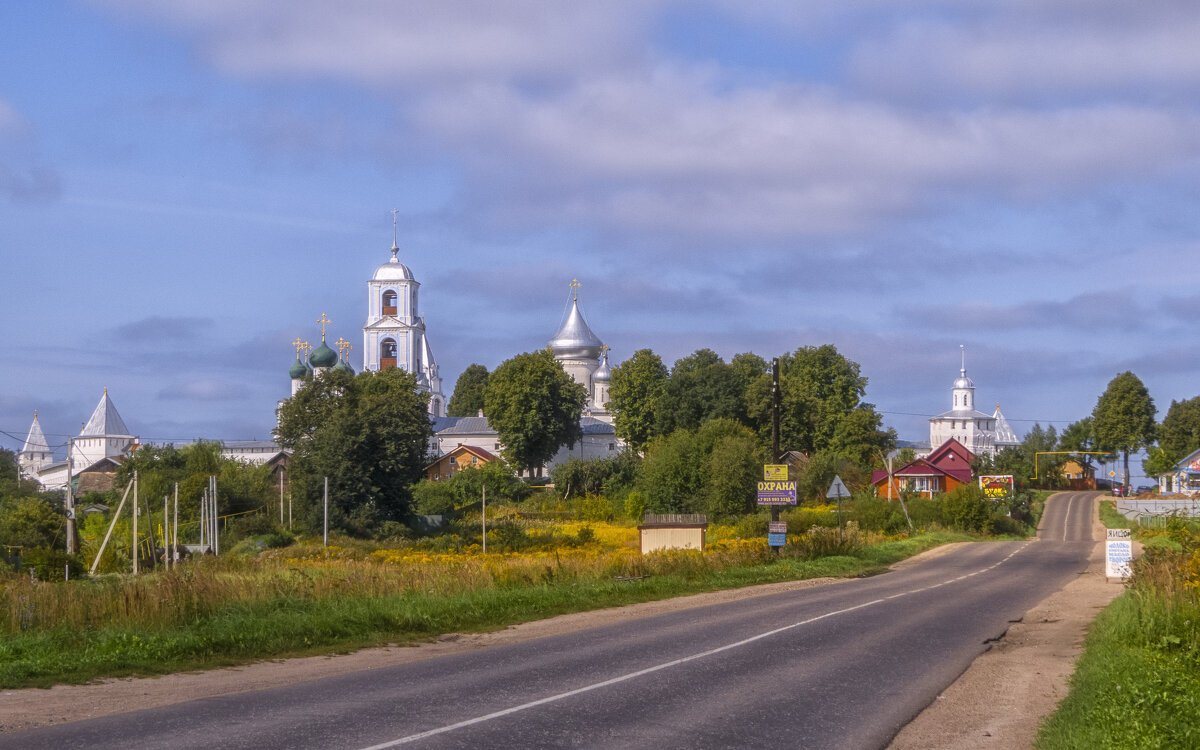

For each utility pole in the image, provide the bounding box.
[771,358,782,529]
[279,470,285,525]
[132,470,139,575]
[173,483,179,568]
[323,477,329,547]
[210,475,219,556]
[65,437,77,555]
[481,485,487,554]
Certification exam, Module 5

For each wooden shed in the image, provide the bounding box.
[639,513,708,554]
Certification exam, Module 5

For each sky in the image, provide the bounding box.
[2,1,1199,480]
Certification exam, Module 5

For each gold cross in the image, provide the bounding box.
[335,337,353,358]
[316,313,332,342]
[292,337,306,358]
[569,278,581,300]
[300,341,313,359]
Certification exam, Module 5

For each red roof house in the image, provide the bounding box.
[873,438,974,499]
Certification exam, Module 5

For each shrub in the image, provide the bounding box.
[578,494,611,522]
[623,490,647,522]
[20,549,86,582]
[941,485,990,532]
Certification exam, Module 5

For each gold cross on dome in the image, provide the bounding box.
[316,313,332,342]
[569,278,581,300]
[300,341,313,359]
[292,337,306,357]
[335,337,353,358]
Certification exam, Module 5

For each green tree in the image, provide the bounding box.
[1092,371,1157,489]
[637,419,765,518]
[747,345,894,464]
[1157,396,1200,465]
[607,349,668,453]
[638,430,702,513]
[447,364,490,417]
[484,350,587,474]
[1020,423,1063,487]
[275,367,433,533]
[655,349,751,435]
[0,495,65,549]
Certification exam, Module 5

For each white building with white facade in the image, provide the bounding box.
[927,353,1019,458]
[19,389,139,491]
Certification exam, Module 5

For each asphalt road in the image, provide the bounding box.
[1,492,1097,750]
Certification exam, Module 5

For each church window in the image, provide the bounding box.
[381,338,397,369]
[382,290,398,316]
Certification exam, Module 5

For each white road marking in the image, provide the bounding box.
[358,542,1032,749]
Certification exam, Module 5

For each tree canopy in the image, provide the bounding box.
[607,348,668,453]
[1092,371,1156,487]
[1157,396,1200,464]
[275,367,433,533]
[447,364,490,417]
[483,350,587,473]
[654,349,753,435]
[637,419,765,518]
[747,345,895,465]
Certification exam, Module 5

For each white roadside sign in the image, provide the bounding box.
[1105,528,1132,580]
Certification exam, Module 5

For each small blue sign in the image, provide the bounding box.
[767,532,787,547]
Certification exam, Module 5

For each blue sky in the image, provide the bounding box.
[3,1,1199,473]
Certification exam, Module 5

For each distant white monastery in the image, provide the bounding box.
[927,350,1019,458]
[19,389,138,490]
[286,236,446,416]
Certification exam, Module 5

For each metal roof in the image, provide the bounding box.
[549,296,603,358]
[81,390,132,437]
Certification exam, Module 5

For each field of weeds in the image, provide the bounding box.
[0,509,964,688]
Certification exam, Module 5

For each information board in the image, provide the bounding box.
[1106,528,1132,579]
[757,480,797,505]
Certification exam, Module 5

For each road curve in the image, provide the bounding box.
[1,494,1096,750]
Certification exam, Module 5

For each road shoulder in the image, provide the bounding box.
[887,495,1122,750]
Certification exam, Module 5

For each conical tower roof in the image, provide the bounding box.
[22,412,51,454]
[993,404,1020,446]
[549,295,603,359]
[82,389,131,437]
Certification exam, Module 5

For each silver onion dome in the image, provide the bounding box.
[549,297,603,359]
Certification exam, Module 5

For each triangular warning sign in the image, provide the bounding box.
[826,475,849,499]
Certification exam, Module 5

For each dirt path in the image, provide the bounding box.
[1,508,1119,741]
[888,495,1124,750]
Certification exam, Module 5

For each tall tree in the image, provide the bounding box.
[655,349,749,435]
[483,350,587,474]
[1157,396,1200,464]
[446,364,491,417]
[607,348,668,453]
[747,345,894,464]
[275,367,433,532]
[1092,371,1157,489]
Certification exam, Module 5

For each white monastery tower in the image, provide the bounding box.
[928,348,1004,457]
[360,232,445,416]
[18,411,54,479]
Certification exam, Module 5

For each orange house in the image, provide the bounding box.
[872,439,974,499]
[424,445,498,481]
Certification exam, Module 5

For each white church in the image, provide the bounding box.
[927,351,1020,458]
[284,236,622,475]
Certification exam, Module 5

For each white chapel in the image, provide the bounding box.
[928,350,1020,458]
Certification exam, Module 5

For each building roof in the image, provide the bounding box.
[435,416,497,436]
[932,408,994,420]
[993,405,1020,446]
[424,444,498,471]
[22,413,51,455]
[580,416,616,435]
[549,295,603,359]
[81,389,132,437]
[373,244,415,281]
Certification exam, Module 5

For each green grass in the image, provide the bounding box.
[0,531,967,689]
[1036,594,1200,749]
[1037,497,1200,748]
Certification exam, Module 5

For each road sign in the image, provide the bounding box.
[826,475,849,499]
[767,532,787,547]
[1106,534,1132,579]
[769,521,787,534]
[757,479,797,505]
[764,464,788,481]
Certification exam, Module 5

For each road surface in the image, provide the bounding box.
[1,492,1097,750]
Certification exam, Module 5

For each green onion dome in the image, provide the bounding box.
[310,341,338,368]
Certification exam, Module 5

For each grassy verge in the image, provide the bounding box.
[0,531,965,689]
[1037,501,1200,748]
